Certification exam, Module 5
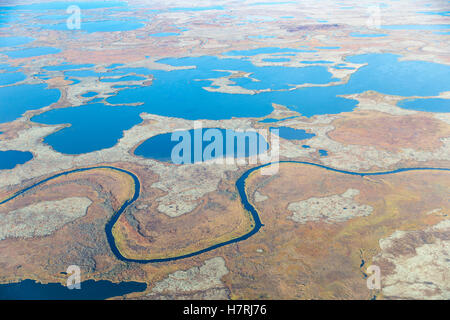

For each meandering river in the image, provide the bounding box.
[1,162,449,263]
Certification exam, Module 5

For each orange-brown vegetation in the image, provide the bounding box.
[219,162,449,299]
[0,166,146,284]
[328,111,450,152]
[113,170,254,260]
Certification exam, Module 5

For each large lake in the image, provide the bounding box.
[28,52,450,154]
[0,36,448,155]
[0,150,33,169]
[134,128,269,164]
[0,279,146,300]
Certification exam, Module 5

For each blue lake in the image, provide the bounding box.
[270,126,315,140]
[0,279,146,300]
[319,149,328,156]
[0,13,14,28]
[0,72,26,85]
[0,36,34,48]
[134,128,268,164]
[2,47,61,58]
[44,19,145,33]
[31,52,450,154]
[31,103,142,154]
[107,55,337,107]
[0,150,33,169]
[88,97,103,103]
[81,91,98,98]
[0,84,60,123]
[333,66,355,70]
[264,53,450,115]
[398,98,449,113]
[0,64,20,72]
[150,32,180,37]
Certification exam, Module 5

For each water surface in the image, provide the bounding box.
[31,103,142,154]
[3,47,61,58]
[0,150,33,169]
[81,91,98,98]
[44,19,145,33]
[0,36,34,48]
[270,126,315,140]
[0,279,146,300]
[135,128,268,164]
[0,72,26,85]
[150,32,180,37]
[33,53,450,153]
[0,84,60,123]
[398,98,449,112]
